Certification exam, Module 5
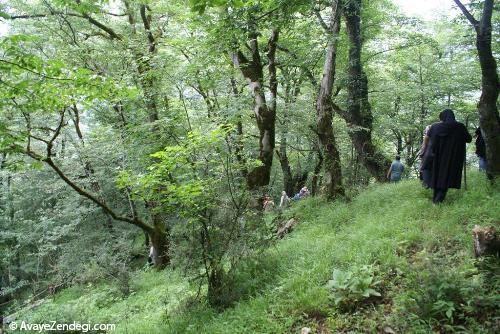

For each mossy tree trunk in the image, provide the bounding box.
[343,0,391,182]
[315,0,345,200]
[232,28,279,189]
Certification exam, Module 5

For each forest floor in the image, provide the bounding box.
[14,172,500,333]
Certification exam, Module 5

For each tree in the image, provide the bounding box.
[341,0,390,182]
[231,26,280,189]
[121,127,269,308]
[0,34,171,267]
[314,0,345,199]
[454,0,500,179]
[5,0,180,267]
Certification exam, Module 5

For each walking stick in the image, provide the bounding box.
[464,114,469,191]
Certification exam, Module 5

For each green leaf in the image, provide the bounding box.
[0,11,11,19]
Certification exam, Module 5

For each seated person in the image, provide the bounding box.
[293,186,310,200]
[263,195,275,211]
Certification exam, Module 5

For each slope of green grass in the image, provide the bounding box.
[16,172,500,333]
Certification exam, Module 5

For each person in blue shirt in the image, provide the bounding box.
[292,186,310,201]
[387,155,404,182]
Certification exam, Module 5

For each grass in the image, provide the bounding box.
[15,172,500,333]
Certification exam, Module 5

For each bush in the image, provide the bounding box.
[394,252,500,332]
[327,265,381,311]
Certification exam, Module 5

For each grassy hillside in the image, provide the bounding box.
[15,172,500,333]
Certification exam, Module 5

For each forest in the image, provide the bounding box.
[0,0,499,333]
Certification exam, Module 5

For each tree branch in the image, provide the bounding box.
[364,41,427,61]
[102,11,128,17]
[0,59,73,81]
[22,110,152,233]
[25,144,153,233]
[29,134,50,144]
[71,104,84,141]
[43,156,153,233]
[46,110,65,157]
[232,50,261,82]
[83,13,122,40]
[329,99,348,119]
[277,45,318,87]
[9,14,51,19]
[314,8,331,33]
[453,0,479,31]
[255,7,280,21]
[10,11,122,40]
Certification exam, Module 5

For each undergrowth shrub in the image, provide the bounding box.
[327,265,381,311]
[395,251,500,333]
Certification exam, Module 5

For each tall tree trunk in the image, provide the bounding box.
[138,4,160,124]
[475,1,500,179]
[70,105,114,231]
[418,50,427,146]
[0,154,13,309]
[315,0,344,200]
[143,199,170,268]
[149,216,169,268]
[392,130,402,155]
[230,78,249,177]
[232,28,279,189]
[124,2,171,266]
[276,141,293,196]
[343,0,390,182]
[125,1,161,127]
[277,73,307,196]
[455,0,500,179]
[276,79,293,196]
[311,141,323,196]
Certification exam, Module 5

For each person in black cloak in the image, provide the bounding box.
[475,127,487,171]
[422,109,472,203]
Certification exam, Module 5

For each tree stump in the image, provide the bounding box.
[277,218,299,238]
[472,224,499,257]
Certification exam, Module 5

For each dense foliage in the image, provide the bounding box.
[0,0,498,332]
